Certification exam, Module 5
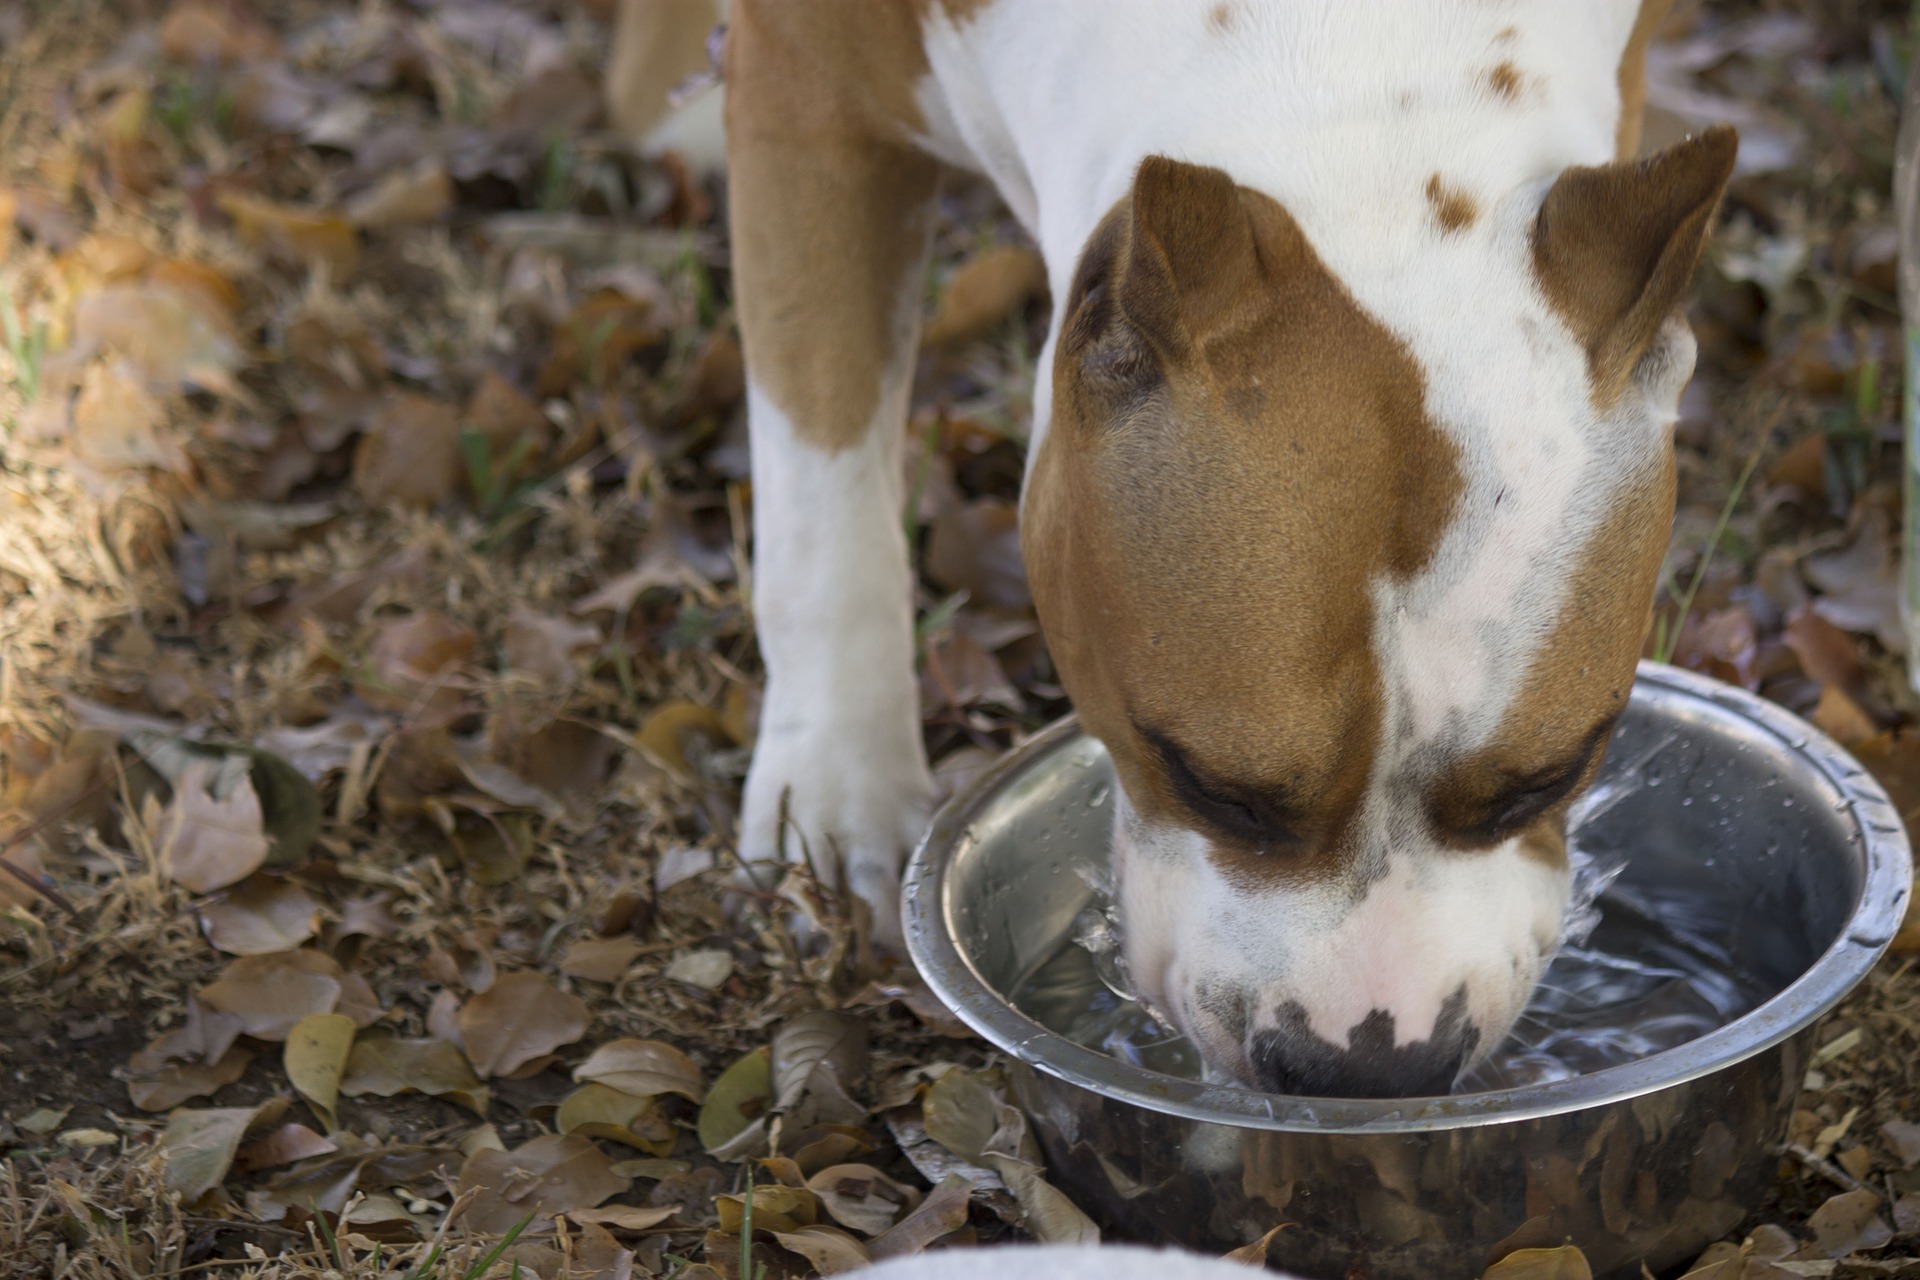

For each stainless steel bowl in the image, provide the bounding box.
[903,663,1911,1279]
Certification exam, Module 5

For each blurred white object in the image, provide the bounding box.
[862,1245,1297,1280]
[605,0,728,178]
[1898,45,1920,687]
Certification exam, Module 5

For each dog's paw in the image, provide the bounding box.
[738,723,934,956]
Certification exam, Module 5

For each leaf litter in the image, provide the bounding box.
[5,0,1920,1277]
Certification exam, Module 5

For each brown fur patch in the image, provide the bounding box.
[1533,126,1736,404]
[605,0,718,143]
[725,0,941,452]
[1483,60,1527,101]
[1616,0,1673,158]
[1208,2,1239,34]
[1024,159,1463,889]
[1425,174,1477,233]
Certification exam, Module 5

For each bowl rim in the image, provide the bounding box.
[902,662,1913,1133]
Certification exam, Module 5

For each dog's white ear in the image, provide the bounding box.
[1117,156,1305,360]
[1533,125,1737,400]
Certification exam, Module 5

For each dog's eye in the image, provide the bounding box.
[1139,725,1295,849]
[1475,773,1579,839]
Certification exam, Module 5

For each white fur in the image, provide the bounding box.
[902,1,1682,1078]
[863,1245,1299,1280]
[739,379,935,953]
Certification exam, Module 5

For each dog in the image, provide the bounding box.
[614,0,1735,1098]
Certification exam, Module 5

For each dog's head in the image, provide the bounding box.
[1023,131,1735,1096]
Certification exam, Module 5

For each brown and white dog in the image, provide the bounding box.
[617,0,1735,1098]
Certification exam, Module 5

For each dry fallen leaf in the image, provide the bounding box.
[665,947,733,990]
[126,1035,253,1111]
[160,759,272,894]
[698,1046,771,1155]
[505,609,603,686]
[716,1184,819,1235]
[1882,1118,1920,1167]
[456,1134,630,1234]
[573,1038,705,1102]
[341,1034,491,1116]
[458,970,591,1079]
[806,1163,920,1236]
[558,936,644,983]
[865,1173,972,1262]
[1482,1245,1593,1280]
[923,245,1047,348]
[566,1204,677,1231]
[159,1105,263,1201]
[68,359,189,475]
[198,875,320,955]
[196,949,353,1041]
[352,393,464,509]
[1224,1224,1292,1265]
[358,610,477,715]
[556,1083,677,1154]
[217,191,358,276]
[74,280,241,395]
[346,160,454,229]
[234,1123,338,1174]
[284,1012,356,1132]
[1803,1188,1893,1258]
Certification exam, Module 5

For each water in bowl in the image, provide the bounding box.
[1009,842,1771,1094]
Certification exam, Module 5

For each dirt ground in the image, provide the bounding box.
[6,0,1920,1277]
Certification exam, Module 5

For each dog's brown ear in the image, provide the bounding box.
[1533,125,1737,400]
[1117,156,1303,361]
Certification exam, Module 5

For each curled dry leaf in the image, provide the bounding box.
[806,1163,920,1236]
[352,393,464,509]
[345,160,454,229]
[284,1012,357,1132]
[126,1036,252,1111]
[567,1204,677,1231]
[159,1105,264,1201]
[555,1083,677,1154]
[1881,1119,1920,1167]
[922,245,1047,349]
[198,875,320,955]
[698,1046,771,1155]
[1482,1245,1593,1280]
[197,949,348,1041]
[456,1134,630,1234]
[865,1173,973,1262]
[573,1038,705,1102]
[772,1011,869,1110]
[716,1184,819,1235]
[160,759,271,893]
[1224,1224,1292,1265]
[772,1224,871,1274]
[558,936,644,983]
[921,1067,997,1166]
[459,970,591,1079]
[217,191,359,276]
[358,610,477,714]
[1803,1188,1893,1258]
[505,608,603,686]
[234,1123,338,1174]
[631,701,728,784]
[341,1035,490,1116]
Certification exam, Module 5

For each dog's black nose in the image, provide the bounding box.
[1249,989,1480,1099]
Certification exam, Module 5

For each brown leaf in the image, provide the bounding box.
[633,702,727,783]
[925,497,1030,611]
[505,609,602,686]
[772,1011,868,1110]
[233,1123,338,1174]
[922,630,1022,713]
[456,1134,630,1234]
[1882,1119,1920,1167]
[1803,1188,1893,1258]
[465,370,554,472]
[126,1037,252,1111]
[160,0,279,62]
[159,1105,262,1201]
[865,1173,972,1262]
[459,970,591,1079]
[217,191,358,276]
[1767,433,1826,495]
[1783,607,1863,692]
[284,1013,356,1132]
[1810,685,1878,747]
[555,1083,676,1154]
[69,360,189,474]
[346,160,454,229]
[358,610,477,715]
[665,328,745,429]
[573,1038,705,1102]
[1224,1224,1291,1265]
[1671,605,1759,690]
[716,1185,819,1235]
[160,760,271,893]
[805,1164,919,1236]
[923,246,1047,348]
[199,876,320,955]
[770,1224,869,1274]
[921,1068,997,1165]
[74,280,241,395]
[1482,1245,1592,1280]
[566,1204,677,1231]
[558,936,643,984]
[341,1034,490,1116]
[196,949,349,1041]
[352,393,464,509]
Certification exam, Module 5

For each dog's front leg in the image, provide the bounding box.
[727,13,941,953]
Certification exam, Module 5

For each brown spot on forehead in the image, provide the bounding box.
[1025,162,1465,889]
[1425,174,1477,233]
[1483,60,1528,102]
[1208,2,1239,33]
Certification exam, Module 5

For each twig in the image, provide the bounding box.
[0,771,117,917]
[1782,1142,1877,1196]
